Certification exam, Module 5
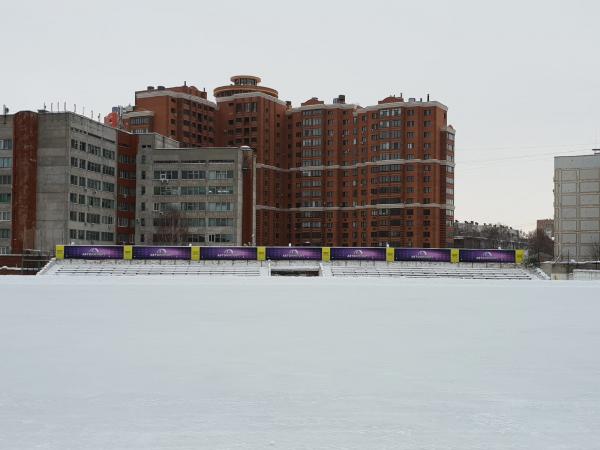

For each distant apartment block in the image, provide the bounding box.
[536,218,554,238]
[114,74,456,248]
[554,151,600,261]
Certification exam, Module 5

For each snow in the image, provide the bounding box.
[0,276,599,449]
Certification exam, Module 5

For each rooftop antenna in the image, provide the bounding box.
[74,104,77,113]
[3,105,8,124]
[83,106,85,116]
[50,103,53,112]
[64,101,66,112]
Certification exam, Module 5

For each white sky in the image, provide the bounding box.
[3,0,599,232]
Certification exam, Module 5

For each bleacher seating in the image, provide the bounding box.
[330,265,535,280]
[40,260,262,277]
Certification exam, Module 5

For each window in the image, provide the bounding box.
[180,202,205,211]
[208,233,233,243]
[208,170,233,180]
[0,175,11,185]
[87,196,100,207]
[181,170,205,179]
[0,139,12,150]
[0,193,11,203]
[102,148,115,160]
[207,186,233,195]
[101,232,114,242]
[102,165,115,176]
[207,202,232,212]
[0,229,10,239]
[86,213,101,224]
[153,170,178,180]
[0,211,10,221]
[208,218,233,227]
[87,161,101,173]
[85,231,100,241]
[87,178,102,190]
[0,157,12,168]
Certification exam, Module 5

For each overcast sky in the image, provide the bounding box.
[4,0,599,232]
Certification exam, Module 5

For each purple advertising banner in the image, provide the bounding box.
[330,247,386,261]
[459,249,515,263]
[266,247,322,260]
[395,248,451,262]
[133,246,191,260]
[64,245,123,259]
[201,247,257,260]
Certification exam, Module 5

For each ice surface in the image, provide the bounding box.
[0,276,599,449]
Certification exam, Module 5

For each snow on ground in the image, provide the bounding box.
[0,276,599,449]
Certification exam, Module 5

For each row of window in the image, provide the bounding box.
[151,217,234,228]
[69,193,115,209]
[152,202,233,212]
[70,157,115,176]
[69,175,115,192]
[70,140,115,160]
[151,233,233,243]
[69,211,114,225]
[69,229,114,242]
[152,170,234,180]
[153,186,234,196]
[0,157,11,168]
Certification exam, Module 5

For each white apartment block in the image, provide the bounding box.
[554,151,600,261]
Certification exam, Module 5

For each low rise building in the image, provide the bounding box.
[453,221,528,249]
[135,145,255,246]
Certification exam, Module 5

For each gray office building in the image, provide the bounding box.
[135,146,255,246]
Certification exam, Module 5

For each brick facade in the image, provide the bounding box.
[120,75,456,247]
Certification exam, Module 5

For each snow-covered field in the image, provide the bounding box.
[1,276,599,449]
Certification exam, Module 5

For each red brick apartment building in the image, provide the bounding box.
[115,75,456,248]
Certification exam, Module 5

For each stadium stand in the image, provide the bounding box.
[39,259,540,280]
[39,259,264,277]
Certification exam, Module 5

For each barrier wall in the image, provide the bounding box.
[55,245,525,264]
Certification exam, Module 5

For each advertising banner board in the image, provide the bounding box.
[459,249,516,263]
[63,246,123,260]
[133,246,191,260]
[266,247,323,260]
[200,247,257,260]
[395,248,452,262]
[330,247,387,261]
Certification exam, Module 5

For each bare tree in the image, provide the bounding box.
[528,228,554,265]
[155,209,189,245]
[590,240,600,267]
